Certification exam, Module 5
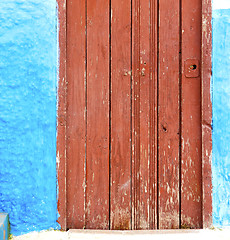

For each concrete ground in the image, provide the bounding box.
[12,229,230,240]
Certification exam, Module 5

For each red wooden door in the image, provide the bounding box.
[65,0,205,230]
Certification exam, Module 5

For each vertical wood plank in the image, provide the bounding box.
[66,0,86,229]
[132,0,141,229]
[86,0,110,229]
[201,0,212,228]
[150,0,159,229]
[110,0,132,230]
[132,0,150,229]
[57,0,67,230]
[181,0,202,228]
[158,0,180,229]
[131,0,158,230]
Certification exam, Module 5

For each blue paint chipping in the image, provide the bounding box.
[212,9,230,227]
[0,0,59,235]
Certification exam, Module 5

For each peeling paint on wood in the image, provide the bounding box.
[110,0,131,230]
[57,0,67,230]
[181,0,202,229]
[158,0,180,229]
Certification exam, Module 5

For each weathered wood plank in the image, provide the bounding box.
[150,0,159,229]
[158,0,180,229]
[86,0,110,229]
[131,0,141,230]
[66,0,86,229]
[131,0,157,230]
[201,0,212,228]
[57,0,67,230]
[181,0,202,228]
[110,0,132,230]
[132,0,150,229]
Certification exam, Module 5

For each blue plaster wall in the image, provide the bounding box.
[0,0,59,235]
[212,7,230,227]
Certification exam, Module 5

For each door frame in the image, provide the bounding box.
[56,0,212,230]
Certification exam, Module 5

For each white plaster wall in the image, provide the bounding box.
[213,0,230,10]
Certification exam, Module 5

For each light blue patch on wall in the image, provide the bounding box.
[212,9,230,227]
[0,0,59,235]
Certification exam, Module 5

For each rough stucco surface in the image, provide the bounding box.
[0,0,59,235]
[212,9,230,227]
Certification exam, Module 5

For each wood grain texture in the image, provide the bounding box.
[181,0,202,229]
[151,0,159,229]
[66,0,86,229]
[132,0,141,229]
[158,0,180,229]
[133,0,149,229]
[131,0,157,230]
[181,0,202,228]
[86,0,110,229]
[201,0,212,229]
[57,0,67,230]
[110,0,132,230]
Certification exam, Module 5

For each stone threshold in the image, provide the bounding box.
[68,229,229,240]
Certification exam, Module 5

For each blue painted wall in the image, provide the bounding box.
[0,0,59,235]
[212,4,230,226]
